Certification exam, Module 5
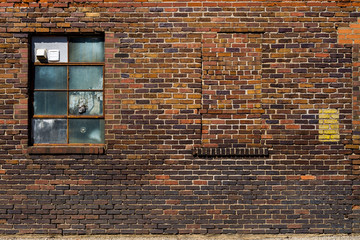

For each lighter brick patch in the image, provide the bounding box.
[338,19,360,44]
[319,109,340,142]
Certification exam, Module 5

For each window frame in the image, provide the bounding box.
[30,35,105,147]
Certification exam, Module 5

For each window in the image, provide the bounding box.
[31,36,105,145]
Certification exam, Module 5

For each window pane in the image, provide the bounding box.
[69,119,104,144]
[69,66,103,90]
[32,119,67,144]
[32,36,68,63]
[69,37,104,62]
[69,91,103,116]
[34,91,67,115]
[35,66,67,89]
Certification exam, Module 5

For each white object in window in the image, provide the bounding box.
[48,49,60,62]
[36,49,47,60]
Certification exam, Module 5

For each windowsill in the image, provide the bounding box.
[193,147,269,157]
[28,145,105,155]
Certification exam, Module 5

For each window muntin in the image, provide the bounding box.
[31,36,104,145]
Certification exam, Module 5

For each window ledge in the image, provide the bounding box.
[28,146,105,155]
[193,147,268,157]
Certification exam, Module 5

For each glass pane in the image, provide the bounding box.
[69,37,104,62]
[69,66,103,90]
[32,36,68,63]
[69,91,103,116]
[69,119,104,144]
[34,91,67,115]
[35,66,67,89]
[32,119,67,144]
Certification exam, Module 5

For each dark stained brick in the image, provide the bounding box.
[0,1,358,236]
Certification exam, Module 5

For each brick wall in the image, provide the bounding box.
[0,0,360,235]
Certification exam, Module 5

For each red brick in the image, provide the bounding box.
[0,1,358,235]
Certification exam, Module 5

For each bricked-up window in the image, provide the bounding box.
[201,32,263,149]
[30,36,104,145]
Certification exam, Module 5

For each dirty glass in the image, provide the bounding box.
[32,36,68,63]
[69,66,103,90]
[69,91,103,116]
[32,119,67,144]
[69,37,104,63]
[35,66,67,90]
[69,119,104,144]
[34,91,67,115]
[32,36,105,145]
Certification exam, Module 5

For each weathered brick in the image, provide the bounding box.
[0,1,358,236]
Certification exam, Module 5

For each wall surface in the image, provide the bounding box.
[1,0,360,235]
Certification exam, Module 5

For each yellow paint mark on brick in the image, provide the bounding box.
[331,135,340,140]
[319,109,337,114]
[319,108,339,142]
[319,125,329,130]
[324,130,337,134]
[319,114,330,119]
[319,135,330,140]
[324,119,338,124]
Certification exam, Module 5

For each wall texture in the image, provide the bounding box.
[1,0,360,235]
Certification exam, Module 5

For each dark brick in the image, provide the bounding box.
[0,1,357,236]
[115,53,129,58]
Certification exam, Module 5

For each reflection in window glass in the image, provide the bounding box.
[69,91,103,116]
[69,119,104,144]
[34,91,67,115]
[69,37,104,62]
[69,66,103,90]
[35,66,67,89]
[32,36,105,145]
[32,119,67,144]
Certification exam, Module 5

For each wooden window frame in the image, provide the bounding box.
[30,35,105,147]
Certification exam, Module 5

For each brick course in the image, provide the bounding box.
[0,0,360,235]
